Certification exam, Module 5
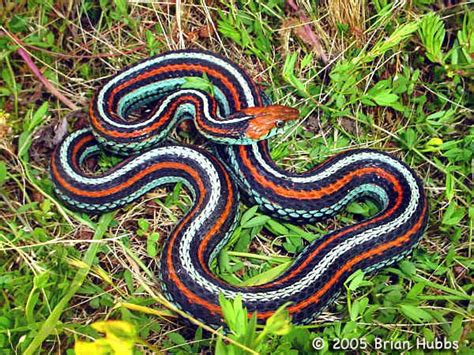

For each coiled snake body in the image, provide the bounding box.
[51,50,428,325]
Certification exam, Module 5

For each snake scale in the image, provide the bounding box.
[51,49,428,325]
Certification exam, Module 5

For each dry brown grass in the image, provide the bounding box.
[326,0,367,44]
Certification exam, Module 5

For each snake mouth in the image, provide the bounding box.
[243,105,299,140]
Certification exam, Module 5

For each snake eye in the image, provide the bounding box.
[275,120,285,128]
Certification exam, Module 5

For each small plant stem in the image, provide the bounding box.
[14,44,79,111]
[118,302,176,319]
[227,250,291,263]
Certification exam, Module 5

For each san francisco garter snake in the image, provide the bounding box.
[51,49,428,325]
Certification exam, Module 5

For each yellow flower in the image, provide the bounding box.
[75,320,137,355]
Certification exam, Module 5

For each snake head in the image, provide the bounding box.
[240,105,299,141]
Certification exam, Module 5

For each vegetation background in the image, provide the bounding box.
[0,0,472,353]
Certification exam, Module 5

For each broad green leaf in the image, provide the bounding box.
[261,303,292,337]
[137,218,149,231]
[346,201,370,216]
[346,270,372,291]
[241,215,271,229]
[400,304,433,322]
[445,171,454,201]
[418,13,445,63]
[442,203,465,226]
[218,250,230,273]
[167,332,191,352]
[240,261,291,286]
[371,92,399,106]
[240,205,259,226]
[113,0,127,15]
[33,272,49,289]
[265,219,289,235]
[146,232,159,258]
[285,224,316,241]
[399,260,416,276]
[182,74,214,95]
[350,297,369,321]
[29,101,48,131]
[399,128,417,150]
[407,282,426,299]
[449,315,464,341]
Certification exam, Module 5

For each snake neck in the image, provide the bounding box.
[88,53,298,156]
[90,87,297,155]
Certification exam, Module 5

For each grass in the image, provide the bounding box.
[0,0,473,353]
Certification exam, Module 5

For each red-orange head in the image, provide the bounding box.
[240,105,299,141]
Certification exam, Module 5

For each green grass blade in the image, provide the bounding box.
[23,212,115,354]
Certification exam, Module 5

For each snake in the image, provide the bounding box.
[50,49,428,326]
